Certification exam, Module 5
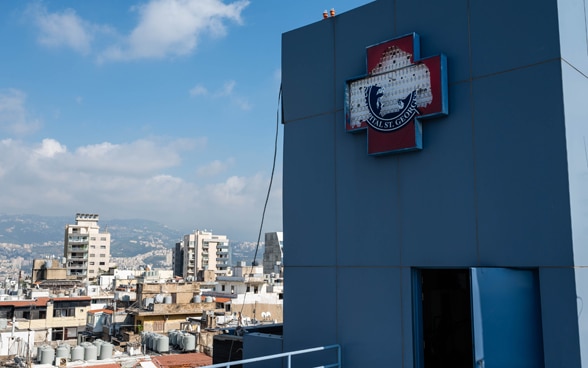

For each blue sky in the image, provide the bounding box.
[0,0,371,240]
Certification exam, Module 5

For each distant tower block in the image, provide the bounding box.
[63,213,111,281]
[263,232,283,275]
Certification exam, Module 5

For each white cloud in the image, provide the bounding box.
[34,138,67,158]
[100,0,250,61]
[27,3,111,55]
[0,138,282,240]
[26,0,249,62]
[189,79,251,110]
[215,80,236,97]
[197,158,235,177]
[0,89,41,135]
[189,84,209,96]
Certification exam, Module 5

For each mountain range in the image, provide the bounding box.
[0,214,262,266]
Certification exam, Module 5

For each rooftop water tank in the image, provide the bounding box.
[84,343,97,361]
[55,345,69,358]
[39,346,55,365]
[156,335,169,353]
[183,334,196,352]
[36,345,45,363]
[93,339,103,356]
[71,345,84,361]
[99,343,113,360]
[169,330,178,346]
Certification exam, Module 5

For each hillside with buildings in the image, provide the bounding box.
[0,214,264,278]
[0,213,284,367]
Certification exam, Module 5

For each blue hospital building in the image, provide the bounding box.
[279,0,588,366]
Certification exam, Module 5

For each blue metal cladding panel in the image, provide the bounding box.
[243,333,283,368]
[471,268,544,368]
[539,267,581,366]
[398,82,477,266]
[469,0,561,78]
[333,107,402,267]
[283,114,337,267]
[395,0,470,84]
[472,61,573,267]
[282,19,335,123]
[337,267,404,366]
[282,266,337,364]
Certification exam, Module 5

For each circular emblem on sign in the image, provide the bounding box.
[364,86,419,132]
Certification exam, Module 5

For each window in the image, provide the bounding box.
[51,328,63,341]
[246,286,250,292]
[89,262,95,266]
[54,308,75,317]
[90,237,96,241]
[99,262,105,266]
[254,287,259,294]
[90,254,95,257]
[100,254,106,258]
[100,237,107,241]
[100,245,106,249]
[66,327,77,339]
[221,285,225,291]
[153,321,164,332]
[89,270,94,273]
[90,245,96,249]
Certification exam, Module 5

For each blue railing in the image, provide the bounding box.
[203,344,341,368]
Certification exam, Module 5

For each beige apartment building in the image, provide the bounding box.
[63,213,111,281]
[181,230,230,280]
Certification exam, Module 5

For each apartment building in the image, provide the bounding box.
[63,213,111,281]
[180,230,230,280]
[262,232,283,275]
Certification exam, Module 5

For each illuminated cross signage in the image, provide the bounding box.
[345,33,448,155]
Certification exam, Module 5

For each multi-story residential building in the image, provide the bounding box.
[63,213,111,281]
[180,230,230,280]
[0,295,91,343]
[126,277,217,334]
[209,262,283,323]
[173,240,184,277]
[262,232,283,275]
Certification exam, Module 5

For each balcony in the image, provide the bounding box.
[69,255,87,260]
[68,246,88,252]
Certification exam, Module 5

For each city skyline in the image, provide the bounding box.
[0,0,371,240]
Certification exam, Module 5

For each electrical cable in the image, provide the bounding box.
[227,85,282,364]
[252,84,282,268]
[238,83,282,319]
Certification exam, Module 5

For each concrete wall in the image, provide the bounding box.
[138,282,200,304]
[282,0,582,366]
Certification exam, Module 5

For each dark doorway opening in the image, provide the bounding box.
[420,269,473,368]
